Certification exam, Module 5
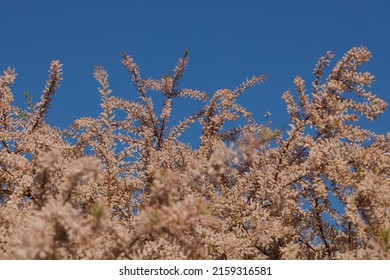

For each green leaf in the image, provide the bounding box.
[90,203,105,219]
[23,91,31,102]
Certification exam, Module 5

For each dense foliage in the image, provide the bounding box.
[0,47,389,259]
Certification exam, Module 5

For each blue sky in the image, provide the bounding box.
[1,0,389,144]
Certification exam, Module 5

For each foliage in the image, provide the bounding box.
[0,47,389,259]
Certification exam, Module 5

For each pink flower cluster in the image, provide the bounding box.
[0,47,389,259]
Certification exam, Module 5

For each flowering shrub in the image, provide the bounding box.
[0,47,389,259]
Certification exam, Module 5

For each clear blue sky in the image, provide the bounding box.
[1,0,389,143]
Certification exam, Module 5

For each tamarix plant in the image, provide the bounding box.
[0,46,389,259]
